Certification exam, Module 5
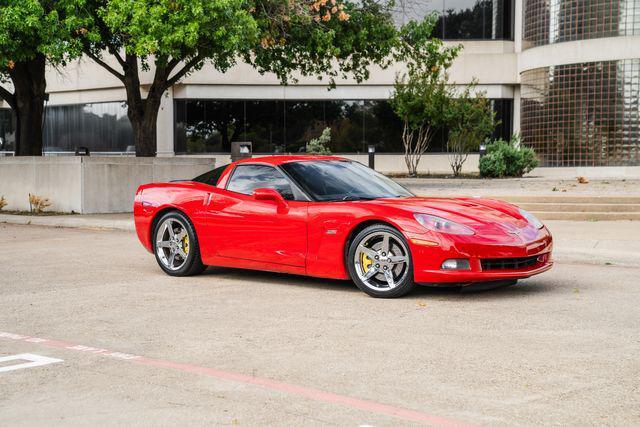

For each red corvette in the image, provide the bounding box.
[134,156,552,298]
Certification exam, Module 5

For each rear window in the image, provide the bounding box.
[192,164,228,187]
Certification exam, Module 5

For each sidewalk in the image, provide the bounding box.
[0,213,134,231]
[398,177,640,198]
[1,213,638,268]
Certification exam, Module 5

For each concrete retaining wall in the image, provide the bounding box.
[0,157,214,213]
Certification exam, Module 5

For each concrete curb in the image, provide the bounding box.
[0,214,134,231]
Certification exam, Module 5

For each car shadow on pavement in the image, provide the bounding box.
[201,267,555,299]
[201,267,362,294]
[410,279,556,300]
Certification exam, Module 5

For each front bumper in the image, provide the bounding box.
[407,228,553,285]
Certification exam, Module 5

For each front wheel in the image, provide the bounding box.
[153,211,206,276]
[347,224,415,298]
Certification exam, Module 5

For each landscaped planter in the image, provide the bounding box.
[0,157,215,213]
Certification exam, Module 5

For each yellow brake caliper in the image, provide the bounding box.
[360,252,373,273]
[182,235,190,255]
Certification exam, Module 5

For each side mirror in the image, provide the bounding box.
[252,188,288,209]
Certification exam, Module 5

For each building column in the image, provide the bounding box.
[512,85,521,139]
[514,0,523,54]
[513,0,523,141]
[156,87,175,157]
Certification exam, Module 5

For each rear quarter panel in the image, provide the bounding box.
[134,182,215,253]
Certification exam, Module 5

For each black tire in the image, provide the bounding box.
[153,210,206,277]
[347,224,416,298]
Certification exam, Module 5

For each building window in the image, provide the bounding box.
[0,109,15,153]
[390,0,514,40]
[523,0,640,49]
[174,98,513,154]
[521,59,640,166]
[43,102,133,153]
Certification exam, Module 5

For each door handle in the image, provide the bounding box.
[203,193,213,206]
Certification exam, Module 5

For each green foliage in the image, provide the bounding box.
[0,0,86,70]
[76,0,402,155]
[307,127,332,154]
[389,14,461,176]
[85,0,256,72]
[479,135,539,178]
[250,0,399,86]
[445,84,496,176]
[390,17,460,132]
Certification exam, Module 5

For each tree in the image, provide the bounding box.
[78,0,399,156]
[0,0,85,155]
[445,84,496,176]
[306,127,332,154]
[389,17,460,176]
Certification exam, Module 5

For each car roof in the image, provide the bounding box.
[233,155,347,166]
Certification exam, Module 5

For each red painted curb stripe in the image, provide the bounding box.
[0,332,478,427]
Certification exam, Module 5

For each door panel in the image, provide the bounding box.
[204,189,308,267]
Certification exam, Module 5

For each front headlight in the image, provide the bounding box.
[519,208,543,229]
[414,214,475,236]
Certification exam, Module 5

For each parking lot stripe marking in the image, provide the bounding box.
[0,331,476,427]
[0,353,63,373]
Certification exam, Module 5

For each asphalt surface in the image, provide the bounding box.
[1,224,639,426]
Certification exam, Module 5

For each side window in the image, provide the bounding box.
[192,164,228,187]
[227,165,296,200]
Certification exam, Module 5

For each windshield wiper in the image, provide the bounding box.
[341,195,375,201]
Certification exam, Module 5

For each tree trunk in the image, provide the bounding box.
[7,55,47,156]
[130,111,159,157]
[121,54,164,157]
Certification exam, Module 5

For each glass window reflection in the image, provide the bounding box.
[521,59,640,166]
[524,0,640,48]
[389,0,512,40]
[43,102,133,152]
[174,98,513,155]
[0,109,15,152]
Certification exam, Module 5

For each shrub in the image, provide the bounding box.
[306,127,332,155]
[28,193,51,214]
[479,135,539,178]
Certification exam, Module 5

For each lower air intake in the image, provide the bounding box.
[481,256,539,271]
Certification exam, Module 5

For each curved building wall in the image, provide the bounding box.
[520,0,640,166]
[523,0,640,48]
[521,59,640,166]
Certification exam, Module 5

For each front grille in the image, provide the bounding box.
[481,256,539,271]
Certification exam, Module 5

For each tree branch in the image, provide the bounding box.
[107,45,127,69]
[164,55,205,90]
[84,50,125,82]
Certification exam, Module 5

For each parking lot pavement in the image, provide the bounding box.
[1,224,639,426]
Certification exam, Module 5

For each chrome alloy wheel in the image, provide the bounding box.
[353,231,409,290]
[155,218,190,271]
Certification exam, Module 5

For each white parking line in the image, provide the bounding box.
[0,353,63,373]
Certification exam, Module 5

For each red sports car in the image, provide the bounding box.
[134,156,552,298]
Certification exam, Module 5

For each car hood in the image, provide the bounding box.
[367,197,542,242]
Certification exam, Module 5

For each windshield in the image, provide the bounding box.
[281,160,414,202]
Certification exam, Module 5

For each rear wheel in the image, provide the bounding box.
[347,224,415,298]
[153,211,206,276]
